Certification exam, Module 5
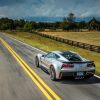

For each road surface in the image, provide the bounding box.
[0,32,100,100]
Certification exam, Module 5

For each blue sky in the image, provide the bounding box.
[0,0,100,18]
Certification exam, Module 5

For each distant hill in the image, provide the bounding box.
[23,17,63,22]
[76,17,100,22]
[22,16,100,22]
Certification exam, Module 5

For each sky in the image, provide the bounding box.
[0,0,100,19]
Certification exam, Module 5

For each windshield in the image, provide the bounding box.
[61,51,82,61]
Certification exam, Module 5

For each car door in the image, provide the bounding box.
[44,53,60,69]
[40,52,53,69]
[44,53,54,68]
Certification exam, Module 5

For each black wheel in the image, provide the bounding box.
[50,66,56,81]
[35,56,39,67]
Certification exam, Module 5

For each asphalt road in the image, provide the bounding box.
[0,32,100,100]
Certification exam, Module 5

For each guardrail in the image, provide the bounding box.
[34,32,100,53]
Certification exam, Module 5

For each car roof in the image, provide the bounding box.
[51,50,77,55]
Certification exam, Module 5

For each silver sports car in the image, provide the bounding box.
[35,51,95,80]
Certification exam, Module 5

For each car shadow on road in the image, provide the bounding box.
[40,65,50,75]
[39,66,100,85]
[59,76,100,85]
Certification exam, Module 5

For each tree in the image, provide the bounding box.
[13,19,25,30]
[61,13,78,31]
[67,13,75,23]
[0,18,14,30]
[24,21,34,31]
[78,21,86,29]
[88,17,100,31]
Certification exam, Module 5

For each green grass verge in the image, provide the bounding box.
[3,31,100,74]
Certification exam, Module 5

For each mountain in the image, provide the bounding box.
[23,16,100,22]
[23,17,63,22]
[76,17,100,22]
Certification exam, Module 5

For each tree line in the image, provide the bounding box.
[0,13,100,31]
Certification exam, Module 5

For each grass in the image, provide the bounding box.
[41,31,100,46]
[3,31,100,74]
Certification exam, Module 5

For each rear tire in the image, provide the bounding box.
[50,66,56,81]
[35,56,39,67]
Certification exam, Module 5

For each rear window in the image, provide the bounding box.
[61,51,82,61]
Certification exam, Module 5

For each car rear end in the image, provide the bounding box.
[60,61,95,79]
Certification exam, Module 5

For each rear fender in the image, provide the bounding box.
[50,62,62,79]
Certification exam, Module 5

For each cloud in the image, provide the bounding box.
[0,0,25,6]
[0,0,100,18]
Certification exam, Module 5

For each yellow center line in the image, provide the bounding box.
[0,38,61,100]
[0,38,53,100]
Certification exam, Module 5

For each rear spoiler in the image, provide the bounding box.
[63,61,94,64]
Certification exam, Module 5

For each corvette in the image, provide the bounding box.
[35,51,95,81]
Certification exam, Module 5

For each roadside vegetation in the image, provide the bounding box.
[4,31,100,74]
[0,13,100,32]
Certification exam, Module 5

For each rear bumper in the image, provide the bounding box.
[59,70,95,78]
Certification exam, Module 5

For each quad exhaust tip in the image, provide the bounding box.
[75,77,84,79]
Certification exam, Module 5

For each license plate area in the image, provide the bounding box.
[77,72,84,76]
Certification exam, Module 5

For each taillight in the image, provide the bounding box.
[87,63,95,67]
[62,64,74,68]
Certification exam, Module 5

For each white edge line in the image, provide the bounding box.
[94,75,100,79]
[3,33,47,54]
[2,32,100,79]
